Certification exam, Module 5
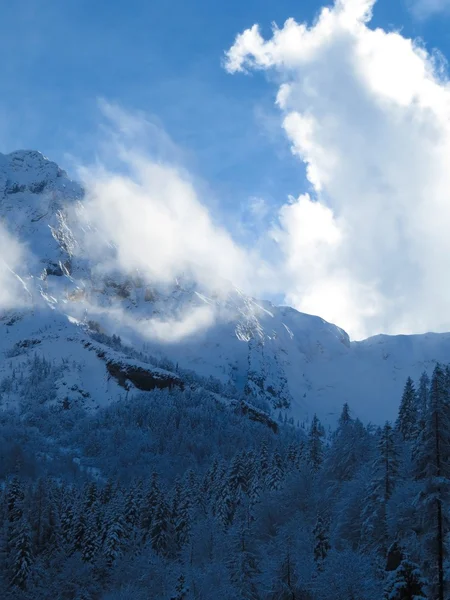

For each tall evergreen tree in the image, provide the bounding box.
[9,517,33,591]
[141,472,161,537]
[413,363,450,600]
[103,515,127,567]
[313,515,331,571]
[267,450,284,491]
[338,402,352,428]
[416,372,430,428]
[81,511,100,563]
[362,422,400,556]
[396,377,418,441]
[308,414,325,472]
[151,495,173,557]
[228,527,260,600]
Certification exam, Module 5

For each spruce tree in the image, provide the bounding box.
[259,440,270,488]
[308,414,325,472]
[151,495,173,557]
[396,377,418,441]
[6,477,24,524]
[385,557,427,599]
[338,402,352,428]
[313,515,331,571]
[413,363,450,600]
[171,481,191,551]
[362,422,400,555]
[228,527,260,600]
[9,517,33,590]
[103,515,127,567]
[81,511,100,563]
[141,472,161,537]
[266,450,284,491]
[228,452,249,501]
[416,371,429,428]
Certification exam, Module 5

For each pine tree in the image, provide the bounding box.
[228,452,249,501]
[362,422,400,555]
[141,472,161,536]
[266,450,284,491]
[81,511,100,563]
[377,422,400,503]
[73,509,86,554]
[396,377,418,441]
[228,527,260,600]
[313,515,331,571]
[9,517,33,590]
[286,441,303,471]
[6,476,24,524]
[83,481,98,512]
[103,515,127,567]
[60,497,75,551]
[259,440,270,487]
[338,402,352,428]
[385,557,427,599]
[327,415,371,482]
[308,414,325,472]
[151,495,173,557]
[216,477,236,530]
[171,481,191,551]
[100,479,115,505]
[413,363,450,600]
[201,457,220,511]
[416,371,429,429]
[271,537,301,600]
[124,483,141,543]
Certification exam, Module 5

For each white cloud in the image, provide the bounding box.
[226,0,450,339]
[73,102,274,341]
[408,0,450,20]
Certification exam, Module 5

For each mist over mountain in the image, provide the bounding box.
[0,149,449,426]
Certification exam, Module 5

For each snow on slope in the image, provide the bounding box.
[0,149,448,425]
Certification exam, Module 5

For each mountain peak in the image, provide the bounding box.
[0,149,82,199]
[1,149,66,186]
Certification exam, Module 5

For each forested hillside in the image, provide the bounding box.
[1,359,448,599]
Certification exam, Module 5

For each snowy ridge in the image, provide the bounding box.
[1,149,449,424]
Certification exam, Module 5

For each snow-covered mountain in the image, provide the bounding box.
[1,149,449,425]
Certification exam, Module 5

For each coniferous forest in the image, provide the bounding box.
[1,358,449,599]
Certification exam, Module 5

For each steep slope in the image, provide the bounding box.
[0,149,448,424]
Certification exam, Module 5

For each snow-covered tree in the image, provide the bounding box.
[267,450,284,491]
[228,527,260,600]
[396,378,418,441]
[104,515,127,567]
[313,515,331,571]
[362,422,400,555]
[413,363,450,600]
[308,414,325,472]
[9,517,33,590]
[384,557,427,599]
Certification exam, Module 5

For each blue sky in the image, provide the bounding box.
[0,0,446,226]
[3,0,450,338]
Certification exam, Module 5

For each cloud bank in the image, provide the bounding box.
[78,102,271,296]
[72,102,277,342]
[226,0,450,339]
